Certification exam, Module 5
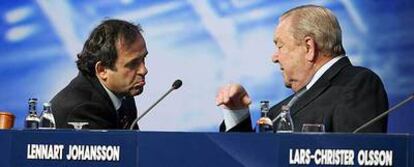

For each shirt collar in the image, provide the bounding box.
[306,55,345,90]
[98,79,123,110]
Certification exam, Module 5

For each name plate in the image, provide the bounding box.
[10,130,138,167]
[27,144,120,161]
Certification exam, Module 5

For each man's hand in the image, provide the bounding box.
[216,83,252,110]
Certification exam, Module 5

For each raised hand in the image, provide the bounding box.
[216,83,252,110]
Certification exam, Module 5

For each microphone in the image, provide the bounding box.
[353,93,414,133]
[129,79,183,130]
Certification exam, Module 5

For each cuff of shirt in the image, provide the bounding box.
[222,108,250,131]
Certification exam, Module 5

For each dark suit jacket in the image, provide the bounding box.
[222,57,388,133]
[51,72,138,129]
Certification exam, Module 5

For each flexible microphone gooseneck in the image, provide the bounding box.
[272,88,307,123]
[353,93,413,133]
[129,79,182,130]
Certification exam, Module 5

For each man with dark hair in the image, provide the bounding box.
[216,5,388,133]
[51,19,148,129]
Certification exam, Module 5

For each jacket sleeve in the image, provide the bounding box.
[219,116,253,132]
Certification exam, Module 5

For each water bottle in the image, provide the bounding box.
[256,100,274,133]
[39,102,56,129]
[24,98,40,129]
[275,105,294,133]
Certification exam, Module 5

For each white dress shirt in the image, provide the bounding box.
[98,79,123,111]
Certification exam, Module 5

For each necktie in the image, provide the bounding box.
[118,101,130,129]
[287,87,308,108]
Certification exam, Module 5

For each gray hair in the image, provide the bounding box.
[280,5,345,57]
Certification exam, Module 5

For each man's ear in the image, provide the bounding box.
[95,61,107,80]
[304,36,317,62]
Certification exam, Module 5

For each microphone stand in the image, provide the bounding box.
[129,80,182,130]
[353,94,414,133]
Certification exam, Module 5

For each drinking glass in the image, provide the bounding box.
[301,123,325,133]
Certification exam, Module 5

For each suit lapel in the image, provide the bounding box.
[79,73,117,115]
[87,74,138,129]
[291,79,330,116]
[291,57,352,116]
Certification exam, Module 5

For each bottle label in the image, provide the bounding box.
[25,120,39,129]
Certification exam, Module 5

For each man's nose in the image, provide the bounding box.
[272,51,279,63]
[138,64,148,76]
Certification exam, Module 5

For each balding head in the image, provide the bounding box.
[280,5,345,57]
